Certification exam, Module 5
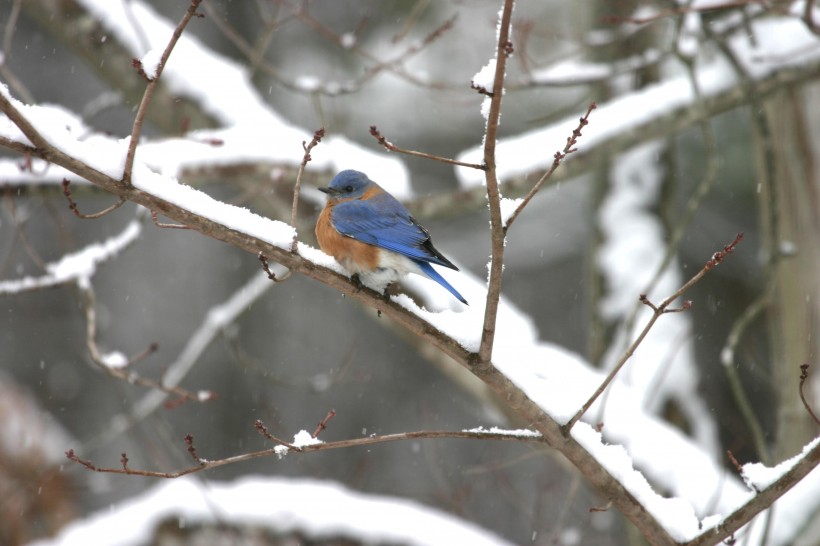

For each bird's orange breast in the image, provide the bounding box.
[316,204,381,272]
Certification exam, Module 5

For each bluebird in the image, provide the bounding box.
[316,170,467,305]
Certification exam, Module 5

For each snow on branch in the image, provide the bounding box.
[0,219,141,293]
[65,415,546,479]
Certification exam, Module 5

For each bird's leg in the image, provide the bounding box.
[350,273,364,292]
[381,283,394,302]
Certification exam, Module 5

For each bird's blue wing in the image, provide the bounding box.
[332,196,449,266]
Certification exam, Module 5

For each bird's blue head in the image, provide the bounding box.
[319,170,373,200]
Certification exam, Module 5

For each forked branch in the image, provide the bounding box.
[563,233,744,433]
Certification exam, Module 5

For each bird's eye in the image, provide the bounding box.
[344,185,354,193]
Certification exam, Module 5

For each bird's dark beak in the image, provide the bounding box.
[318,187,331,194]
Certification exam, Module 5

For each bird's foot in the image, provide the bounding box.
[382,283,399,303]
[350,273,364,293]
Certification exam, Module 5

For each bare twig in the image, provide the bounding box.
[589,500,613,513]
[725,448,742,472]
[254,419,299,449]
[369,126,486,170]
[184,434,206,465]
[799,364,820,426]
[258,252,291,282]
[82,273,274,451]
[291,127,325,248]
[62,179,126,219]
[312,409,337,438]
[613,52,721,379]
[503,102,596,232]
[78,281,213,404]
[563,233,744,432]
[727,449,760,494]
[66,424,544,478]
[122,0,204,186]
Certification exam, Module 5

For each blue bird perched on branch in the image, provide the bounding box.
[316,170,467,305]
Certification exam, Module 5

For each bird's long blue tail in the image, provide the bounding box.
[417,262,468,305]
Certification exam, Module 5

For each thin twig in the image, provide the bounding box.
[151,210,192,229]
[66,425,544,478]
[614,52,720,374]
[78,281,213,404]
[184,434,206,465]
[563,233,744,433]
[799,364,820,426]
[726,449,760,493]
[122,0,204,186]
[62,179,126,219]
[369,126,486,170]
[504,102,596,232]
[291,127,325,249]
[312,409,336,438]
[258,252,292,282]
[82,273,273,451]
[254,419,299,449]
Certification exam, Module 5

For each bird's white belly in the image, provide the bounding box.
[352,250,422,291]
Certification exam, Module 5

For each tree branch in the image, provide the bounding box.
[369,125,486,170]
[66,426,545,479]
[476,0,515,369]
[503,102,595,232]
[122,0,203,185]
[564,233,744,433]
[685,438,820,546]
